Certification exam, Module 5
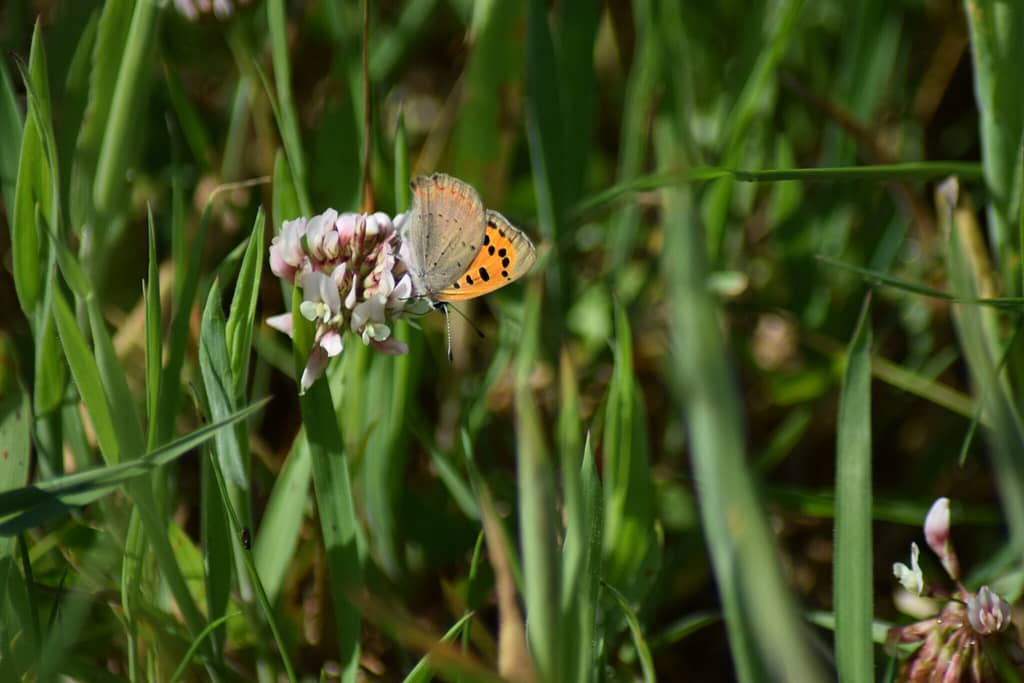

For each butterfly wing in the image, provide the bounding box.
[404,174,487,298]
[436,210,537,302]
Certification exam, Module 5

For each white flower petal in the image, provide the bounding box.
[300,345,329,394]
[266,313,293,337]
[319,329,344,357]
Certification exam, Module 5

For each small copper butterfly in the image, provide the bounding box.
[402,173,537,303]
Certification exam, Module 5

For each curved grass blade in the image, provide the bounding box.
[401,612,475,683]
[0,401,267,535]
[604,581,655,683]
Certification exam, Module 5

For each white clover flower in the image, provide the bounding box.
[267,208,416,393]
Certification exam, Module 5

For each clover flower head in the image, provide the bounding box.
[173,0,250,20]
[887,498,1023,681]
[267,209,416,393]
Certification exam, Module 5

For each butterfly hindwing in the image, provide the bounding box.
[437,210,537,302]
[406,174,487,296]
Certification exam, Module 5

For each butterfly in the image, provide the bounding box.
[402,173,537,304]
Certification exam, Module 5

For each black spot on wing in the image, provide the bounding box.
[478,267,490,282]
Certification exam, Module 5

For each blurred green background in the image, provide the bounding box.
[0,0,1021,681]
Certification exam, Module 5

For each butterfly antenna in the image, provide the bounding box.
[446,303,487,340]
[437,302,454,363]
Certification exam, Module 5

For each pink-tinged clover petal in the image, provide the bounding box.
[345,273,358,310]
[924,497,960,580]
[269,248,297,282]
[966,586,1011,635]
[300,345,329,394]
[278,217,308,265]
[321,228,340,260]
[371,338,408,355]
[174,0,200,21]
[306,209,339,260]
[266,313,293,337]
[371,211,394,235]
[319,329,344,357]
[365,213,381,237]
[336,213,357,245]
[330,262,348,288]
[212,0,233,18]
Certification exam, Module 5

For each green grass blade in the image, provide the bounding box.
[574,163,985,219]
[0,375,30,499]
[156,204,212,445]
[514,283,561,682]
[254,432,311,603]
[163,63,213,170]
[11,50,54,313]
[401,612,475,683]
[226,208,266,399]
[607,0,658,271]
[144,206,161,447]
[393,109,408,212]
[267,0,311,215]
[834,294,874,683]
[602,304,655,596]
[0,401,266,535]
[92,0,160,217]
[604,581,656,683]
[562,432,603,683]
[0,62,23,224]
[272,148,301,230]
[199,279,249,488]
[554,0,597,204]
[204,432,298,682]
[67,0,132,227]
[964,0,1024,289]
[51,285,120,464]
[167,612,241,683]
[940,180,1024,550]
[301,387,363,683]
[200,445,232,658]
[660,123,826,681]
[293,280,362,682]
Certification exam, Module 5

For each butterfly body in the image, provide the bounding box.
[402,174,537,303]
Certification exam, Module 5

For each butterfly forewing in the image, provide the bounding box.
[436,210,537,302]
[406,174,487,296]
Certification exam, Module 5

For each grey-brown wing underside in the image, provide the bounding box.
[406,173,487,296]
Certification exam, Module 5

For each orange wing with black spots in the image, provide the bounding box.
[436,210,537,302]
